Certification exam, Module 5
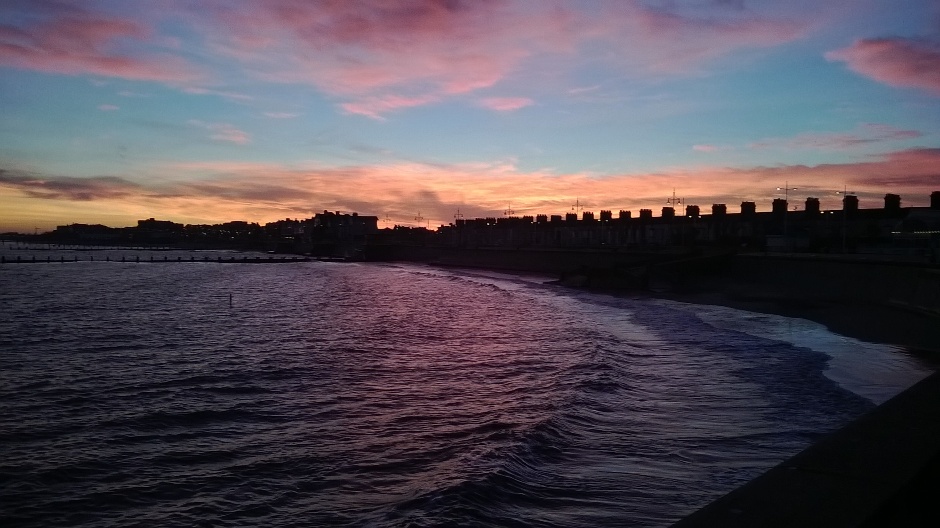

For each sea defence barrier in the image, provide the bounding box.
[673,371,940,527]
[701,253,940,318]
[367,245,940,316]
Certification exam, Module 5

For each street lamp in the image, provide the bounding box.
[776,182,797,251]
[834,186,854,253]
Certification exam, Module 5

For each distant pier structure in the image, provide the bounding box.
[1,253,311,264]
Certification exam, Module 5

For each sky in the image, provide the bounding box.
[1,0,939,232]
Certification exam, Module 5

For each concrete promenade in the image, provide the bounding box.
[673,372,940,527]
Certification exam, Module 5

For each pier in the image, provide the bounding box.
[1,254,311,264]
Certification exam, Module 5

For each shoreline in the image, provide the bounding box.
[432,261,940,358]
[645,289,940,360]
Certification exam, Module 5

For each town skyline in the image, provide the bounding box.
[16,188,935,236]
[2,1,939,233]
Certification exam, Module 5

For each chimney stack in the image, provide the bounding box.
[805,197,820,215]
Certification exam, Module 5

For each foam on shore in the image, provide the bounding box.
[652,300,933,405]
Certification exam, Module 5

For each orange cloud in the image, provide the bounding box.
[4,148,938,232]
[826,37,940,96]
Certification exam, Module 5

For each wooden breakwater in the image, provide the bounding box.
[1,255,312,264]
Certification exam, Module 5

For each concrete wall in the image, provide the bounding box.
[721,255,940,314]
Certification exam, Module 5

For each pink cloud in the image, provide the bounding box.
[750,123,923,150]
[568,85,601,95]
[200,0,534,101]
[97,104,119,111]
[478,97,534,112]
[693,144,719,152]
[0,4,203,84]
[826,37,940,96]
[0,1,815,118]
[593,1,809,74]
[340,95,439,119]
[182,87,252,101]
[187,120,251,145]
[263,112,301,119]
[5,148,939,229]
[194,1,808,116]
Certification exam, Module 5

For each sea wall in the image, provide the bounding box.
[365,244,694,275]
[711,255,940,317]
[364,244,940,315]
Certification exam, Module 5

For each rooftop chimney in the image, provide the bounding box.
[884,193,901,211]
[843,194,859,216]
[805,197,820,215]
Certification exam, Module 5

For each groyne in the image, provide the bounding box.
[673,372,940,527]
[1,254,311,264]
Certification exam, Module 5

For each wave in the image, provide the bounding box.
[0,261,930,527]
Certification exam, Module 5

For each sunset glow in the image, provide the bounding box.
[2,0,939,231]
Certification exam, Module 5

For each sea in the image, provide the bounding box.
[0,244,933,527]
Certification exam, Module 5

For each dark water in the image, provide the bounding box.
[0,255,931,527]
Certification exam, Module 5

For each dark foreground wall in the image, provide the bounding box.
[365,244,696,275]
[366,244,940,319]
[673,372,940,527]
[712,255,940,318]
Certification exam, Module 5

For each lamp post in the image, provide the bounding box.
[776,182,797,251]
[667,189,683,245]
[834,187,854,253]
